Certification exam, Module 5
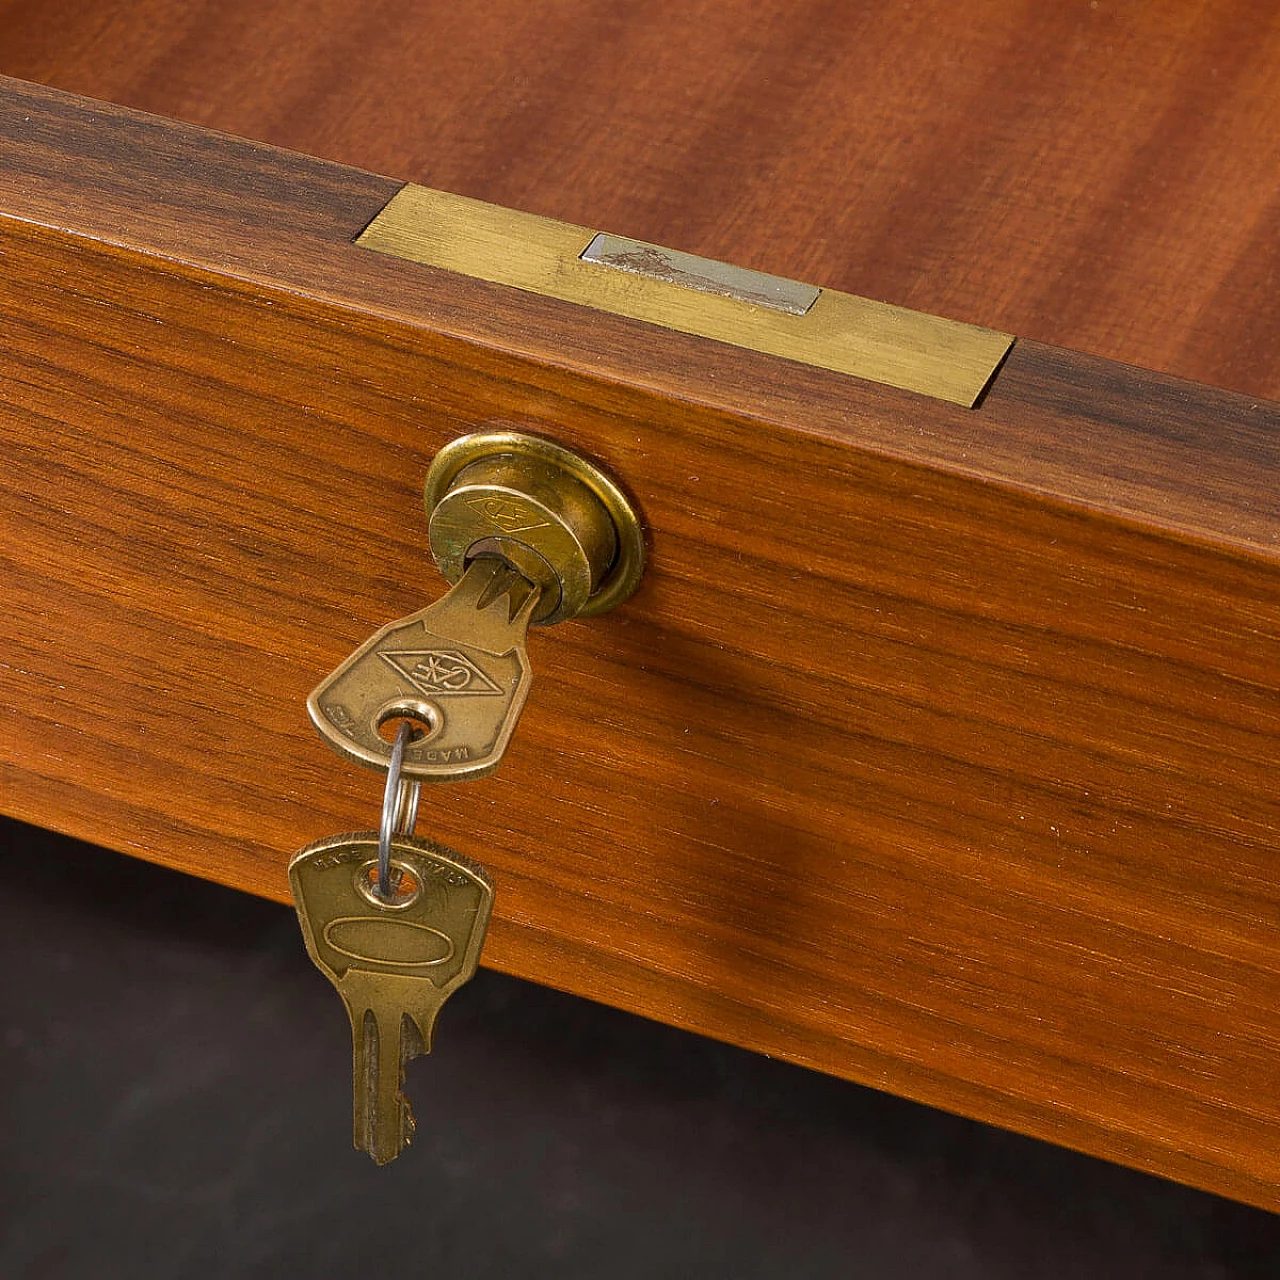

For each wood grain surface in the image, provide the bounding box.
[1,80,1279,1209]
[1,1,1279,400]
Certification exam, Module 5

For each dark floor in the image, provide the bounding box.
[1,817,1277,1279]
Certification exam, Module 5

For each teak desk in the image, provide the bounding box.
[1,3,1277,1210]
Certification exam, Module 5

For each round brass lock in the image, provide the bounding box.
[423,431,645,626]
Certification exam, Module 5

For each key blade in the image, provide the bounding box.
[426,554,541,643]
[343,973,447,1164]
[307,556,542,781]
[348,1002,420,1165]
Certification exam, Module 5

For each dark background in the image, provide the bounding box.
[2,815,1277,1279]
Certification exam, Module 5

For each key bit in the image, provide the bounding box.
[308,555,541,782]
[290,830,494,1165]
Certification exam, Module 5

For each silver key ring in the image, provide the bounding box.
[377,721,421,900]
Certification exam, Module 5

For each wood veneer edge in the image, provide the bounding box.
[1,74,1277,564]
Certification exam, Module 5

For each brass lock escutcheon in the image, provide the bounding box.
[306,429,644,782]
[423,430,645,627]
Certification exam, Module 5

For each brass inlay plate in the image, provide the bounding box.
[356,185,1013,407]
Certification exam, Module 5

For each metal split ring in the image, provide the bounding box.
[376,720,421,900]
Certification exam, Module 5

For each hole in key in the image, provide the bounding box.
[376,702,441,746]
[356,860,421,909]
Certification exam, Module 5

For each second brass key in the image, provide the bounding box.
[289,830,495,1165]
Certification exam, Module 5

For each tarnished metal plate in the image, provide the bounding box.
[356,185,1013,407]
[581,232,820,316]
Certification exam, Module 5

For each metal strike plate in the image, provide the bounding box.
[355,185,1014,407]
[423,431,645,627]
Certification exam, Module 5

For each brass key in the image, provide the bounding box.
[289,828,494,1165]
[291,431,645,1163]
[308,554,541,782]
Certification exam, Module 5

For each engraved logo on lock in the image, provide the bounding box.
[380,649,504,697]
[467,496,550,534]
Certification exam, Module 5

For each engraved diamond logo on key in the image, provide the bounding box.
[308,555,539,782]
[380,648,504,696]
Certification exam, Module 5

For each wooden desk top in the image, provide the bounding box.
[2,0,1279,397]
